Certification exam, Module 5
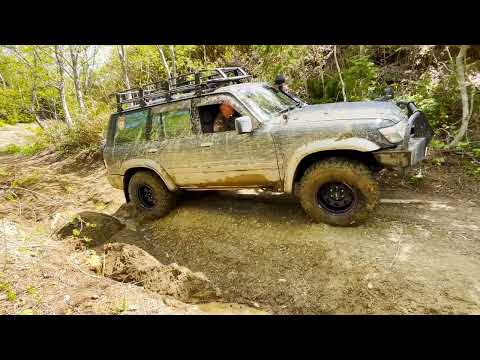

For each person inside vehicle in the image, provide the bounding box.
[213,102,237,132]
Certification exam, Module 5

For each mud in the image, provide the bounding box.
[102,243,221,303]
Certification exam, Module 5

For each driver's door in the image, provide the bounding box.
[187,94,280,189]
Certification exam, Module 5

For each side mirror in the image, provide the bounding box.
[275,73,286,86]
[384,86,394,99]
[235,116,253,134]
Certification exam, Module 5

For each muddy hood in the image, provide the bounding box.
[280,101,407,124]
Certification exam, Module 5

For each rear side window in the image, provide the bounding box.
[114,110,149,145]
[151,108,192,140]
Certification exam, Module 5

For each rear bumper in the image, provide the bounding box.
[374,102,432,169]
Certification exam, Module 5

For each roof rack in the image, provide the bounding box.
[113,67,251,112]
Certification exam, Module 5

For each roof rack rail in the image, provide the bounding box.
[113,67,251,112]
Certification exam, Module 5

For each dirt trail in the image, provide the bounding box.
[0,123,37,147]
[1,124,480,314]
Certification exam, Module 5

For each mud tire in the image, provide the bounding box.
[298,158,379,226]
[127,171,176,221]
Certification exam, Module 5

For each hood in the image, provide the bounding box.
[278,101,407,124]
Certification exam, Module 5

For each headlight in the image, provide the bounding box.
[378,120,407,144]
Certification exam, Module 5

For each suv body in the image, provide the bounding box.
[103,68,432,226]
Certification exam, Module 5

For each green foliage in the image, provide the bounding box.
[429,139,448,150]
[43,115,106,156]
[342,55,379,101]
[18,309,35,315]
[11,171,41,188]
[0,136,48,156]
[112,297,129,314]
[406,173,425,187]
[0,282,17,302]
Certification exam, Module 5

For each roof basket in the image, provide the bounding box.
[113,67,251,112]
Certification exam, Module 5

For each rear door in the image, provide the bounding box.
[146,100,200,186]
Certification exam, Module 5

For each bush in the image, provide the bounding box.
[44,115,106,157]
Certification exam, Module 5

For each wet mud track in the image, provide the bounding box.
[118,189,480,314]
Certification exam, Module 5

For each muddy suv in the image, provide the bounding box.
[103,67,432,226]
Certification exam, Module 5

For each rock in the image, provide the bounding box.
[91,294,99,300]
[102,243,222,303]
[367,282,373,289]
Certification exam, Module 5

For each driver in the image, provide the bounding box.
[213,102,237,133]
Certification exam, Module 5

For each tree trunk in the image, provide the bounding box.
[334,46,347,102]
[156,45,171,81]
[203,45,207,65]
[169,45,176,83]
[30,48,45,130]
[117,45,131,89]
[0,72,5,88]
[449,45,471,148]
[54,45,73,128]
[69,46,86,114]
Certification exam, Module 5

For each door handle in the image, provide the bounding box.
[200,142,213,147]
[146,148,158,153]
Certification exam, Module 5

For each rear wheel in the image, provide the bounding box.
[127,171,176,220]
[298,158,379,226]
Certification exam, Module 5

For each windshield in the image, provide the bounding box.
[235,85,298,121]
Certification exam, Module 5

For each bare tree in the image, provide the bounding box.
[156,45,171,81]
[449,45,473,147]
[117,45,131,89]
[69,45,86,114]
[169,45,176,82]
[82,45,98,95]
[334,45,347,102]
[54,45,73,128]
[0,72,5,88]
[30,47,46,130]
[2,45,48,129]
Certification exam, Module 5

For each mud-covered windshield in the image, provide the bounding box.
[235,85,298,121]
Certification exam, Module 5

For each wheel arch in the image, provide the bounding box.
[122,165,177,202]
[283,138,382,194]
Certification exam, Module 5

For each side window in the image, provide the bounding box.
[151,107,192,140]
[197,99,244,134]
[114,110,149,145]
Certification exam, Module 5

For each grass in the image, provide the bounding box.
[0,282,17,302]
[0,140,48,156]
[0,167,9,178]
[112,296,129,314]
[11,171,41,188]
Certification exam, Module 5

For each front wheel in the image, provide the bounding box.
[127,171,176,221]
[298,158,379,226]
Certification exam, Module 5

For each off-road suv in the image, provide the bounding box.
[103,67,432,226]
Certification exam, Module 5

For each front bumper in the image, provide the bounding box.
[374,137,428,168]
[374,102,433,168]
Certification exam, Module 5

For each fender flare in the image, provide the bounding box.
[283,137,381,193]
[121,159,177,191]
